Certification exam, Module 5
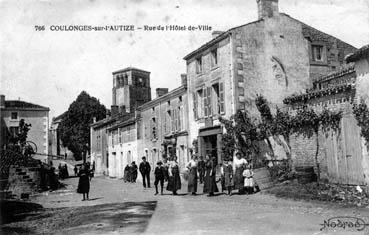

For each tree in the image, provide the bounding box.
[58,91,106,162]
[7,119,33,155]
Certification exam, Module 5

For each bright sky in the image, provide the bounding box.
[1,0,368,119]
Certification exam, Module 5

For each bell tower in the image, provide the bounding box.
[112,67,151,114]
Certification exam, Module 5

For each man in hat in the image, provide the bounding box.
[154,160,165,195]
[139,156,151,188]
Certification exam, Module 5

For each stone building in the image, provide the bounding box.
[283,44,369,185]
[48,112,73,158]
[106,114,137,178]
[136,75,189,169]
[90,67,152,177]
[0,95,49,159]
[184,0,356,164]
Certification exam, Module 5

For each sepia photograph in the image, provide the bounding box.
[1,0,369,234]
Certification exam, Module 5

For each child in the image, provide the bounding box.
[154,161,165,195]
[242,164,254,194]
[218,163,225,193]
[222,159,234,196]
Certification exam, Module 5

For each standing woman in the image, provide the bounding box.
[77,164,90,201]
[186,154,198,195]
[203,155,218,197]
[166,156,181,195]
[233,152,248,194]
[222,159,234,196]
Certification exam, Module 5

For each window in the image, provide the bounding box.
[9,126,19,137]
[196,57,203,74]
[151,117,157,140]
[204,87,212,117]
[11,112,18,120]
[193,92,198,119]
[211,49,218,67]
[312,45,324,62]
[211,82,225,115]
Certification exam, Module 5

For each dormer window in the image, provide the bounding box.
[196,57,203,74]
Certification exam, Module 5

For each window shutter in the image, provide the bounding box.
[207,87,212,116]
[178,107,181,131]
[204,87,208,117]
[219,82,225,114]
[193,92,198,119]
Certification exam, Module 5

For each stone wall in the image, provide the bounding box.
[232,14,311,116]
[299,19,357,80]
[7,166,41,199]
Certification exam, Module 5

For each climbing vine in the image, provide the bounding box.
[353,99,369,149]
[220,95,343,180]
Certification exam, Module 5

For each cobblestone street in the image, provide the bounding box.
[2,176,369,234]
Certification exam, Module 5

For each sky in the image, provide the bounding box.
[1,0,368,119]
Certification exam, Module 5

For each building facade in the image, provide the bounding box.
[0,95,49,159]
[137,75,189,170]
[184,0,356,164]
[91,0,359,180]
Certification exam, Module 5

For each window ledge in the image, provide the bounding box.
[310,61,328,66]
[211,66,219,71]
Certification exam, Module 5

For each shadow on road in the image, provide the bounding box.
[1,201,157,234]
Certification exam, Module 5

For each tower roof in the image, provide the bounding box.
[112,67,150,75]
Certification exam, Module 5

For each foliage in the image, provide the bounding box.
[220,95,343,179]
[6,119,35,156]
[353,99,369,147]
[59,91,106,160]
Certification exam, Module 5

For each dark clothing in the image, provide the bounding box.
[77,169,90,194]
[154,166,165,194]
[223,164,234,187]
[154,166,165,180]
[167,164,181,192]
[130,164,138,182]
[139,162,151,188]
[234,166,244,190]
[203,160,218,194]
[198,160,205,183]
[187,167,198,193]
[124,165,131,182]
[141,173,150,188]
[139,162,151,174]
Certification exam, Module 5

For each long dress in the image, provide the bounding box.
[203,160,218,194]
[233,158,247,190]
[166,161,181,192]
[223,163,234,188]
[77,169,90,194]
[186,160,198,193]
[123,165,131,182]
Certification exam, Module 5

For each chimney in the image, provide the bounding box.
[257,0,279,20]
[211,31,224,39]
[111,105,119,116]
[156,88,169,98]
[180,74,187,86]
[0,95,5,108]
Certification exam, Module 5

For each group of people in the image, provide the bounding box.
[123,162,138,183]
[134,152,259,197]
[58,163,69,180]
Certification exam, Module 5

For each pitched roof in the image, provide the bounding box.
[112,67,150,75]
[4,100,49,111]
[183,19,263,61]
[346,44,369,63]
